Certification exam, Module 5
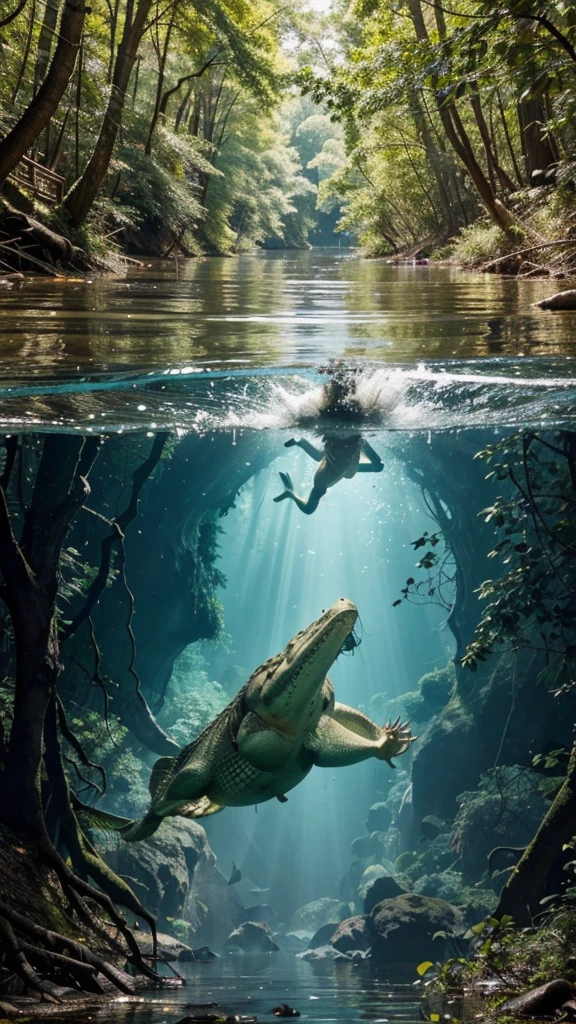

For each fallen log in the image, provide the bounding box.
[536,288,576,310]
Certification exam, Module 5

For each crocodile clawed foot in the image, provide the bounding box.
[377,718,416,766]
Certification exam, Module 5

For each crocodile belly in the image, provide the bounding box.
[208,751,312,807]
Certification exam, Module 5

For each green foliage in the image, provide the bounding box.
[462,432,576,682]
[451,766,548,881]
[393,531,455,613]
[449,221,516,269]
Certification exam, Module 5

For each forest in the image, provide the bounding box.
[0,1,575,269]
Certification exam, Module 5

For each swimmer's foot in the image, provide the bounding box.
[279,471,293,490]
[284,438,297,448]
[273,491,290,503]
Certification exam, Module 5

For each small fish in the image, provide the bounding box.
[250,886,270,894]
[271,1005,300,1018]
[228,861,242,885]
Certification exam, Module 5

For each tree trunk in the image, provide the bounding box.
[438,104,515,231]
[64,0,153,226]
[0,0,88,187]
[517,95,558,179]
[0,436,97,835]
[407,0,515,233]
[144,11,175,155]
[497,744,576,924]
[469,92,516,193]
[34,0,61,92]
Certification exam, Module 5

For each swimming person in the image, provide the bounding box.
[273,433,384,514]
[273,366,383,514]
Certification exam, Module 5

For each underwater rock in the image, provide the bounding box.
[107,818,242,947]
[109,818,210,922]
[350,832,388,861]
[339,860,367,904]
[357,864,390,900]
[289,898,349,933]
[296,945,353,962]
[309,922,342,948]
[363,874,407,914]
[330,915,372,952]
[225,921,280,953]
[365,803,392,833]
[537,289,576,310]
[420,815,443,840]
[238,904,277,926]
[497,979,573,1017]
[411,707,486,832]
[277,930,313,950]
[370,894,465,964]
[178,946,219,962]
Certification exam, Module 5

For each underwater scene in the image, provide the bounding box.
[1,251,576,1023]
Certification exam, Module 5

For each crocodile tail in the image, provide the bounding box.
[74,794,163,842]
[119,813,164,842]
[74,797,134,834]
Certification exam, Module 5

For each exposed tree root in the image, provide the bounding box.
[0,898,134,995]
[0,915,65,1003]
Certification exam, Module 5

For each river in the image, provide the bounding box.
[1,250,575,1022]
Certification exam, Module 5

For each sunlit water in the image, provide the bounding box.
[2,250,575,1021]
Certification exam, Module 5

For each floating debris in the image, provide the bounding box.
[271,1004,300,1017]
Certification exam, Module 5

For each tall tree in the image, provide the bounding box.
[64,0,154,225]
[0,0,88,186]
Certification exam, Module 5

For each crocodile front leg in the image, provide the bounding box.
[307,707,414,767]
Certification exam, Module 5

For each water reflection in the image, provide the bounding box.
[0,250,575,382]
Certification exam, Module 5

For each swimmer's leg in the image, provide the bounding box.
[273,479,326,515]
[284,438,323,462]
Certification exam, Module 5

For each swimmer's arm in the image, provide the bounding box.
[357,440,384,472]
[289,438,323,462]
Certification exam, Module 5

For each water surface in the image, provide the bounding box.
[0,250,574,432]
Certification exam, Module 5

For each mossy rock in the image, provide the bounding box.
[350,832,390,862]
[225,921,279,953]
[330,915,371,952]
[289,898,349,932]
[363,874,407,914]
[370,894,465,965]
[357,864,390,900]
[365,802,392,833]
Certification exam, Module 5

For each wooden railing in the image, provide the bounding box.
[8,155,65,206]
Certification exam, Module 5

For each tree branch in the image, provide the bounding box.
[0,0,28,28]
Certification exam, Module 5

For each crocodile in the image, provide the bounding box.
[90,599,414,841]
